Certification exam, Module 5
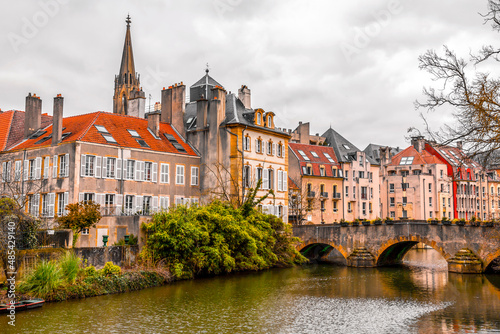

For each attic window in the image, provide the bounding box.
[136,139,149,148]
[127,129,141,138]
[95,125,109,133]
[29,130,47,139]
[400,157,414,165]
[103,134,117,143]
[311,151,319,158]
[61,132,71,140]
[187,117,194,124]
[35,135,52,144]
[164,133,187,153]
[342,144,350,149]
[164,133,177,142]
[297,150,310,161]
[173,143,187,153]
[324,153,335,163]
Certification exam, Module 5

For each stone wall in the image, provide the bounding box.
[73,245,139,269]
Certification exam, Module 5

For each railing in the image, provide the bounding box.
[333,193,341,199]
[307,191,316,198]
[320,192,329,198]
[361,194,367,200]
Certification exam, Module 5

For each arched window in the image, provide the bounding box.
[267,115,272,127]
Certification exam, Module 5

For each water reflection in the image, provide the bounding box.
[2,249,500,333]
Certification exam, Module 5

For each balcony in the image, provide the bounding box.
[320,192,329,198]
[361,194,367,200]
[307,191,316,198]
[332,192,341,199]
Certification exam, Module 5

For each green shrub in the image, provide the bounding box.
[100,262,121,276]
[83,265,98,277]
[60,251,82,283]
[19,260,62,298]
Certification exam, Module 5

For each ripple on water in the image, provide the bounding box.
[277,296,453,334]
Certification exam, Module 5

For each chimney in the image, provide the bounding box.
[24,93,42,138]
[52,94,64,145]
[211,86,226,124]
[380,147,391,166]
[160,83,186,137]
[411,136,425,153]
[196,96,208,129]
[238,85,251,109]
[147,111,161,137]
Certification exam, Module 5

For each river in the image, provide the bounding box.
[3,248,500,333]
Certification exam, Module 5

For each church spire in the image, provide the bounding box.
[119,14,136,83]
[113,15,145,117]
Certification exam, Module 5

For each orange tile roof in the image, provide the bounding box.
[389,146,445,166]
[9,111,198,156]
[0,111,15,151]
[289,143,341,177]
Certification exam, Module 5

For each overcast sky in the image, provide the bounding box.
[0,0,497,150]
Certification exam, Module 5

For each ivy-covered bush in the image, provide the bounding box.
[100,262,121,276]
[141,200,306,279]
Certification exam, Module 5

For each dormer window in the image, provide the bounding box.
[257,113,262,125]
[267,115,272,128]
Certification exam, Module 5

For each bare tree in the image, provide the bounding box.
[288,177,320,225]
[416,0,500,166]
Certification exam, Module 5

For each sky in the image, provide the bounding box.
[0,0,498,150]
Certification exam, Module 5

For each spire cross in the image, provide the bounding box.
[126,14,131,27]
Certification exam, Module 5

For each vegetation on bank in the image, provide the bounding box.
[18,252,171,302]
[141,200,307,280]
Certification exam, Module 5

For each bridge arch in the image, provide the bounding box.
[297,241,348,263]
[484,249,500,272]
[375,236,450,267]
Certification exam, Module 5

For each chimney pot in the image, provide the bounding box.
[25,93,42,138]
[52,95,64,145]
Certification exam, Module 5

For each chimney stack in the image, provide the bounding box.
[147,111,161,137]
[457,141,463,150]
[411,136,425,153]
[160,83,186,138]
[238,85,251,109]
[196,96,208,129]
[52,94,64,145]
[24,93,42,138]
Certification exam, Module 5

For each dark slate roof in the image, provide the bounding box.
[363,143,402,165]
[4,111,53,150]
[184,93,290,136]
[321,127,361,163]
[190,72,222,88]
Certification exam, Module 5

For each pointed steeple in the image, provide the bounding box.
[119,15,136,83]
[113,15,145,118]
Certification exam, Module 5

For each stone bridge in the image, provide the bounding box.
[293,221,500,273]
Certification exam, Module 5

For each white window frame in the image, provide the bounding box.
[176,165,185,185]
[191,166,199,186]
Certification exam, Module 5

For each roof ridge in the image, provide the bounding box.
[77,111,102,141]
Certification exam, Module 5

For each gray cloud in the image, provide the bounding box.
[0,0,497,150]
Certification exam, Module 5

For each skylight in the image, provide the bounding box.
[127,129,141,138]
[297,150,310,161]
[342,144,350,149]
[102,134,117,143]
[311,151,319,158]
[323,153,335,163]
[136,139,149,148]
[95,125,109,133]
[400,157,414,165]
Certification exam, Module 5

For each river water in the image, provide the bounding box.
[3,248,500,333]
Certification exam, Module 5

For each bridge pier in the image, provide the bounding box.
[347,247,376,268]
[448,249,483,274]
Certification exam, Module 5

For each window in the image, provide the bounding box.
[277,144,283,157]
[332,168,337,177]
[440,170,444,178]
[104,194,115,215]
[267,115,272,128]
[81,228,89,235]
[137,139,149,148]
[429,211,433,218]
[176,165,185,184]
[125,195,134,215]
[333,201,338,212]
[57,192,68,216]
[345,186,349,197]
[390,197,395,207]
[267,141,272,155]
[429,197,432,207]
[359,171,364,179]
[83,193,95,203]
[403,197,407,205]
[244,136,251,151]
[400,157,414,165]
[95,125,109,133]
[297,150,310,161]
[257,113,262,125]
[321,200,325,213]
[83,155,95,177]
[191,167,199,186]
[361,187,367,200]
[390,211,395,218]
[345,171,349,179]
[103,134,117,143]
[126,160,135,180]
[244,165,251,188]
[256,139,262,153]
[42,194,49,217]
[257,167,263,186]
[402,183,409,191]
[343,144,350,150]
[268,169,274,190]
[29,159,36,179]
[58,154,69,177]
[160,163,169,183]
[144,162,152,181]
[311,151,319,158]
[320,167,325,176]
[324,153,335,163]
[127,129,141,138]
[14,160,21,181]
[353,187,356,199]
[429,183,432,193]
[362,202,366,215]
[105,158,116,178]
[347,202,352,213]
[142,196,152,215]
[401,170,409,177]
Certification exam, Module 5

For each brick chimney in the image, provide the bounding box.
[160,83,186,137]
[25,93,42,138]
[411,136,425,153]
[147,111,161,137]
[196,96,208,129]
[238,85,251,109]
[52,94,64,145]
[380,147,391,166]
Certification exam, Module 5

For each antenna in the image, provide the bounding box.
[148,94,152,113]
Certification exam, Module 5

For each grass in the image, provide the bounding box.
[59,251,82,284]
[20,260,62,298]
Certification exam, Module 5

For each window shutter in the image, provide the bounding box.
[141,162,145,181]
[116,194,123,214]
[48,193,55,218]
[263,169,269,189]
[53,155,58,178]
[284,207,288,222]
[80,154,86,177]
[23,160,29,181]
[152,163,158,183]
[278,170,283,191]
[44,156,49,179]
[1,162,5,182]
[95,156,102,178]
[6,161,11,182]
[35,157,42,179]
[272,144,276,156]
[255,139,258,152]
[136,195,143,213]
[64,154,69,177]
[284,171,287,190]
[282,145,285,159]
[116,158,122,180]
[152,196,158,213]
[79,193,84,202]
[33,194,40,217]
[102,157,107,178]
[135,161,141,181]
[122,159,127,180]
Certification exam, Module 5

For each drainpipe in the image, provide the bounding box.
[22,149,26,207]
[423,178,426,220]
[341,164,345,221]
